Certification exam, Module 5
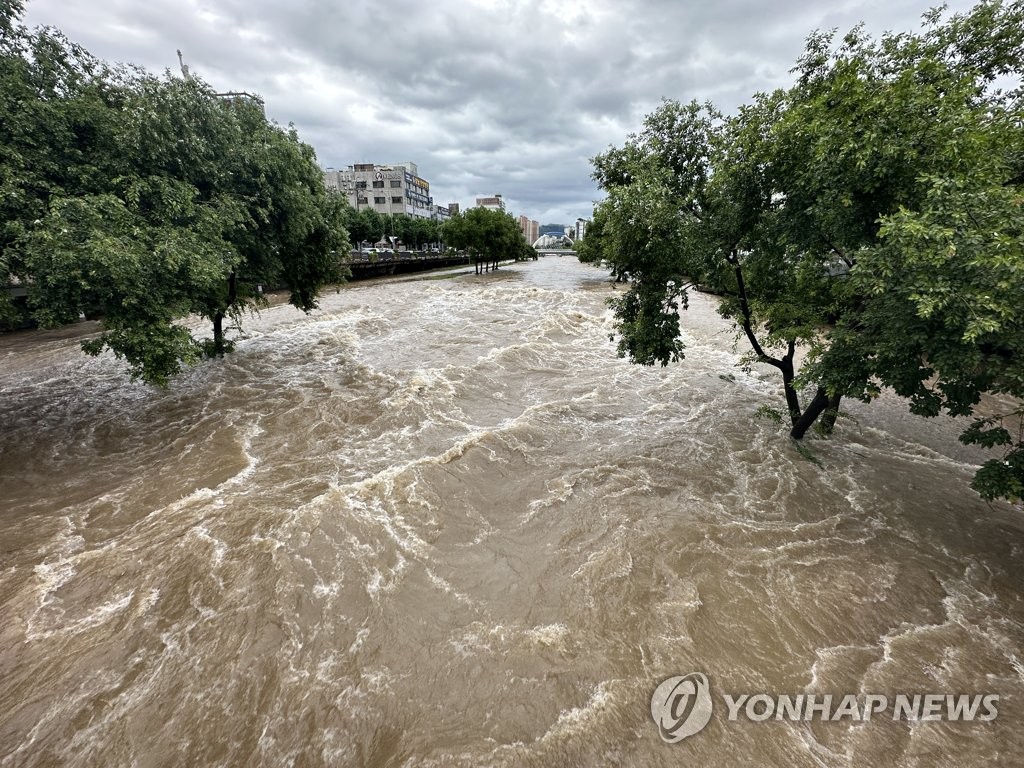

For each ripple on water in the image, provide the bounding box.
[1,259,1022,767]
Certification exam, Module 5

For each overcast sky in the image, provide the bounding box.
[23,0,979,225]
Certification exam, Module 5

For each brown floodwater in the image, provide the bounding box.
[1,258,1022,767]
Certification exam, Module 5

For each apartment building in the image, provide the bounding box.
[517,215,539,244]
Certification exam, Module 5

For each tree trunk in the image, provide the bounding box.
[778,343,802,425]
[211,271,237,356]
[790,387,830,439]
[727,253,843,440]
[819,393,843,435]
[212,312,224,354]
[731,256,804,425]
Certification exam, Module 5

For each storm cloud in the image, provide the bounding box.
[23,0,980,224]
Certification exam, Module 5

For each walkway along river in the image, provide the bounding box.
[1,258,1022,766]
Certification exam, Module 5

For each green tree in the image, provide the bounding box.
[1,7,128,329]
[408,216,434,250]
[575,203,610,268]
[358,207,385,246]
[340,203,384,248]
[441,208,526,274]
[389,213,411,247]
[769,2,1024,500]
[591,0,1024,501]
[1,3,348,384]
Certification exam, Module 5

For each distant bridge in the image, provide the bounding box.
[534,249,576,257]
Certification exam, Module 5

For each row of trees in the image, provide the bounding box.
[1,2,349,385]
[441,207,537,274]
[582,1,1024,502]
[337,206,443,251]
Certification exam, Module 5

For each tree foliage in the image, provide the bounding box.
[387,213,440,250]
[339,204,385,248]
[586,0,1024,501]
[335,206,442,251]
[1,4,349,384]
[441,207,533,273]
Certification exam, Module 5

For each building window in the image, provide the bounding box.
[374,196,386,204]
[355,181,367,189]
[390,180,401,188]
[392,196,402,204]
[372,180,384,188]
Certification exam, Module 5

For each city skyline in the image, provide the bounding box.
[21,0,983,224]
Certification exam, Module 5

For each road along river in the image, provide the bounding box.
[1,258,1022,766]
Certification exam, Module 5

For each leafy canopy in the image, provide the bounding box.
[1,3,349,385]
[586,0,1024,501]
[441,207,534,273]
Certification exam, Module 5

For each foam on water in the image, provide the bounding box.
[1,258,1022,767]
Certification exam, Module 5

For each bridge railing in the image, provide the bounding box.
[341,250,466,265]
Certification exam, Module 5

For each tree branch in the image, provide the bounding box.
[822,235,854,268]
[731,250,783,369]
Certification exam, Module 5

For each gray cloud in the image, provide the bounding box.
[23,0,978,225]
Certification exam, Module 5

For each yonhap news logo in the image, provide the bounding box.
[650,673,714,743]
[650,673,999,744]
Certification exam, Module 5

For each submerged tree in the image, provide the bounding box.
[587,0,1024,501]
[1,3,349,385]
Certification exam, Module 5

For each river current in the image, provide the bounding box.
[1,257,1022,767]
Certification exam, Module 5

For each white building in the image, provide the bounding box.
[324,162,447,221]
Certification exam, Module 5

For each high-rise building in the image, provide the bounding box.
[574,218,589,240]
[323,162,442,220]
[517,215,539,243]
